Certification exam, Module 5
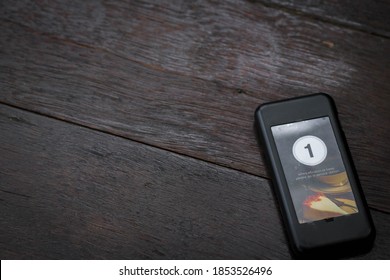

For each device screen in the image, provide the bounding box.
[271,117,358,224]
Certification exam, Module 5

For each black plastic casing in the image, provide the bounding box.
[254,93,375,259]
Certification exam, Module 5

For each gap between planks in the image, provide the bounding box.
[1,100,388,216]
[0,100,266,180]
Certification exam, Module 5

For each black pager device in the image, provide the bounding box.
[254,93,375,258]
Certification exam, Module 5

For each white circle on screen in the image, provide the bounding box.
[292,135,327,166]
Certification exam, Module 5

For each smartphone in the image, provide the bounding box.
[254,93,375,258]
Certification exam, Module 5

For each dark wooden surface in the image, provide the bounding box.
[0,0,389,259]
[261,0,390,37]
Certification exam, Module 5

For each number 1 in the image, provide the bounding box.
[304,144,314,158]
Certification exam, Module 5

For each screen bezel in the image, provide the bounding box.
[256,94,372,250]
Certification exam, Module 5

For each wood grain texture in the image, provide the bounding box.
[0,104,289,259]
[1,105,389,259]
[1,1,389,212]
[258,0,390,38]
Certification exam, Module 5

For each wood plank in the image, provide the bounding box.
[258,0,390,38]
[0,1,389,212]
[0,105,389,259]
[0,104,289,259]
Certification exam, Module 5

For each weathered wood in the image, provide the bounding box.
[1,2,389,212]
[259,0,390,38]
[0,104,289,259]
[1,0,389,259]
[1,105,389,259]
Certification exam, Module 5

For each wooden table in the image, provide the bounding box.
[1,0,389,259]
